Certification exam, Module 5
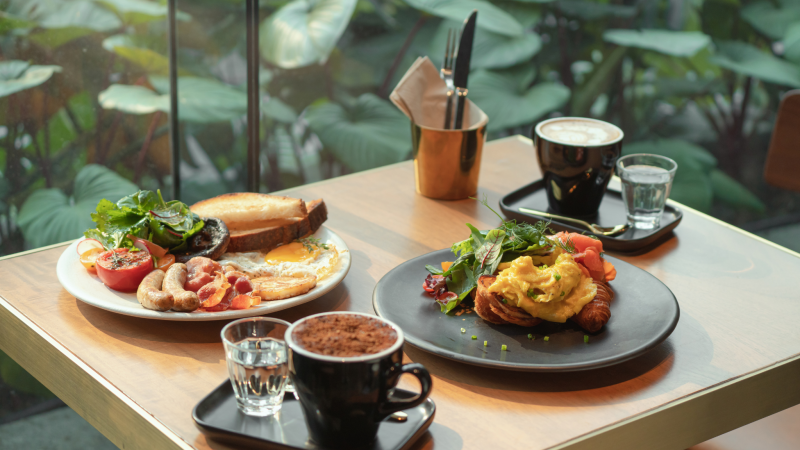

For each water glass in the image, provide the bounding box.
[221,317,291,417]
[616,154,678,230]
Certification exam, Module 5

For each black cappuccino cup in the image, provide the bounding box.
[285,312,433,449]
[533,117,624,217]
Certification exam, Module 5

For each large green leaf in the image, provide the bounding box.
[783,22,800,64]
[603,30,711,57]
[710,169,766,212]
[306,93,411,172]
[558,1,637,20]
[260,0,357,69]
[103,34,170,74]
[404,0,523,37]
[710,41,800,87]
[18,165,138,248]
[27,0,122,47]
[740,0,800,40]
[98,0,189,25]
[0,60,62,98]
[431,20,541,70]
[469,67,570,130]
[571,46,626,116]
[668,170,713,212]
[99,76,248,123]
[0,11,35,32]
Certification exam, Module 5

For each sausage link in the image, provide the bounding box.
[136,270,174,311]
[164,263,200,312]
[570,281,613,333]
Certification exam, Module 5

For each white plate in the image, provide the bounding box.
[57,226,351,321]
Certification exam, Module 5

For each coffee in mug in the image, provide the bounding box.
[285,312,432,448]
[534,117,624,217]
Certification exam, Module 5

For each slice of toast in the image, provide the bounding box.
[191,193,307,231]
[195,196,328,253]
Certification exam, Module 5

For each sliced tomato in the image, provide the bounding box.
[79,248,105,273]
[95,248,153,292]
[155,254,175,272]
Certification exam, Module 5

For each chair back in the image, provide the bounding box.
[764,89,800,191]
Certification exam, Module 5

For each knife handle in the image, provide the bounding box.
[444,89,454,130]
[454,88,468,130]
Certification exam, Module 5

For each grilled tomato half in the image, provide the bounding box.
[96,248,153,292]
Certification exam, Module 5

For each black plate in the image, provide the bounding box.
[500,179,682,252]
[193,381,436,450]
[373,249,679,372]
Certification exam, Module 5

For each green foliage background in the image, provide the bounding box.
[2,0,799,255]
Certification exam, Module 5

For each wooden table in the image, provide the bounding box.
[2,136,800,450]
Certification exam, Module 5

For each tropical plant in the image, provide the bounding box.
[2,0,800,256]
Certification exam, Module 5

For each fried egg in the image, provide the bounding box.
[218,241,340,281]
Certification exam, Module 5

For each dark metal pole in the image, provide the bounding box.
[246,0,260,192]
[167,0,180,200]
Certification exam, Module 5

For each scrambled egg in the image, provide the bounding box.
[488,250,596,323]
[218,241,339,281]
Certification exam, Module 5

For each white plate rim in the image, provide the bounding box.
[56,226,351,321]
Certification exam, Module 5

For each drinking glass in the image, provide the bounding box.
[616,154,678,230]
[221,317,291,416]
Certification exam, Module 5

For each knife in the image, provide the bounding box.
[452,10,477,130]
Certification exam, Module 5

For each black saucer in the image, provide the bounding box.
[500,179,682,252]
[193,381,435,450]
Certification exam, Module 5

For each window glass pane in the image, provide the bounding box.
[2,0,800,259]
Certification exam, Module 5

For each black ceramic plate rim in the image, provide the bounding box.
[192,380,437,449]
[373,250,680,372]
[499,180,683,245]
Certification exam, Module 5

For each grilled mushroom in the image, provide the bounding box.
[173,217,230,263]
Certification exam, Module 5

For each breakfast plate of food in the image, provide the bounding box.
[57,190,350,321]
[373,200,678,371]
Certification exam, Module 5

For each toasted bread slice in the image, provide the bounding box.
[475,276,508,325]
[306,199,327,235]
[191,193,307,231]
[251,276,317,300]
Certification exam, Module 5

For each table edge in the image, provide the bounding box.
[553,353,800,450]
[0,295,193,450]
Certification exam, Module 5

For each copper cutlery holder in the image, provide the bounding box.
[411,122,487,200]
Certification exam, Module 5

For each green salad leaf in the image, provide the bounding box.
[84,190,203,252]
[428,197,568,314]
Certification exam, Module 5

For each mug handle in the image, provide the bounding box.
[378,363,433,416]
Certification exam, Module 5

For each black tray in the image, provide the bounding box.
[500,179,682,252]
[193,381,436,450]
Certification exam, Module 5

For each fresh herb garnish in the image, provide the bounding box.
[85,190,203,251]
[527,334,533,340]
[501,344,507,351]
[554,272,561,281]
[299,236,329,252]
[527,289,537,298]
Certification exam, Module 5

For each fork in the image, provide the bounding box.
[441,28,457,129]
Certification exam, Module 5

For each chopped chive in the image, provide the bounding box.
[501,298,507,304]
[540,264,548,269]
[483,340,487,347]
[527,289,538,298]
[501,344,508,351]
[527,333,533,340]
[584,335,589,343]
[544,336,550,342]
[554,272,561,281]
[471,335,477,340]
[461,328,466,333]
[560,291,565,296]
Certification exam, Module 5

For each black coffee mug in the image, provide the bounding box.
[533,117,624,217]
[285,312,433,449]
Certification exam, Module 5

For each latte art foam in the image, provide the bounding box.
[539,119,621,146]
